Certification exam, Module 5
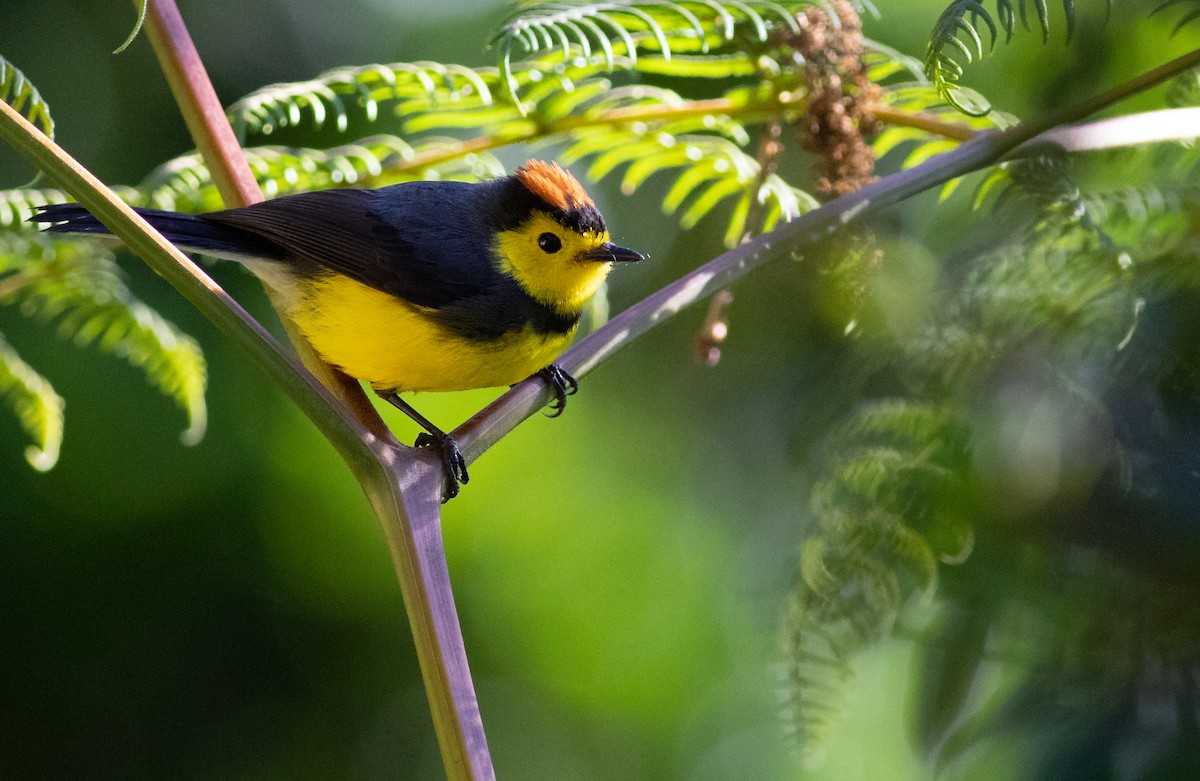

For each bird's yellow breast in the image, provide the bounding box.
[285,274,576,393]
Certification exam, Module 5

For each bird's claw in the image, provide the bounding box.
[539,363,578,418]
[415,431,469,502]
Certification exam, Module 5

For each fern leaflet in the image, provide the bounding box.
[227,61,504,139]
[0,55,54,138]
[0,333,64,471]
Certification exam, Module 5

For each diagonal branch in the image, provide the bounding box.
[1015,107,1200,154]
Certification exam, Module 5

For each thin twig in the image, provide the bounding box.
[871,106,977,142]
[371,97,977,185]
[378,95,797,179]
[142,0,259,206]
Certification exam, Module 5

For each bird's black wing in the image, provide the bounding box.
[203,182,501,310]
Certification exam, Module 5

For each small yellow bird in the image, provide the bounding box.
[34,161,642,498]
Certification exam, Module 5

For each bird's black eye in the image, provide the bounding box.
[537,232,562,254]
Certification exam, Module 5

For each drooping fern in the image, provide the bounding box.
[1,59,207,466]
[0,332,64,471]
[778,109,1200,755]
[975,145,1200,255]
[780,399,971,750]
[0,233,208,452]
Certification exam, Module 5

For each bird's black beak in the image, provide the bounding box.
[582,242,643,264]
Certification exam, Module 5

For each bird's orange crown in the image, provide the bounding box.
[514,161,595,213]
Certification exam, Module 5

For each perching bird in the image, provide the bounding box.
[32,161,642,499]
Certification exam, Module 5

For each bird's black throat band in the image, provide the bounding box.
[430,281,581,342]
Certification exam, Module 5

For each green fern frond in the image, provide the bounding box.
[113,0,148,54]
[782,391,976,751]
[0,55,54,138]
[781,529,919,750]
[0,234,207,446]
[832,446,951,504]
[225,42,773,142]
[779,596,857,750]
[926,0,1018,118]
[494,0,807,63]
[800,536,839,597]
[861,510,940,594]
[226,56,623,141]
[976,150,1200,259]
[227,61,506,139]
[491,0,840,107]
[564,127,816,244]
[947,243,1138,367]
[925,1,1105,116]
[0,332,64,471]
[139,138,505,212]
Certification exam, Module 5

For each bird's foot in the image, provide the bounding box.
[538,363,579,418]
[415,431,469,502]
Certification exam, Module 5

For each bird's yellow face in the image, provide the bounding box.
[494,210,615,314]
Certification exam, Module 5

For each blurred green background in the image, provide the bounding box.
[3,2,1200,779]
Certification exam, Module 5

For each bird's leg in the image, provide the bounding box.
[376,391,468,502]
[538,363,579,418]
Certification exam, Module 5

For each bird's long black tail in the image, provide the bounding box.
[30,204,285,261]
